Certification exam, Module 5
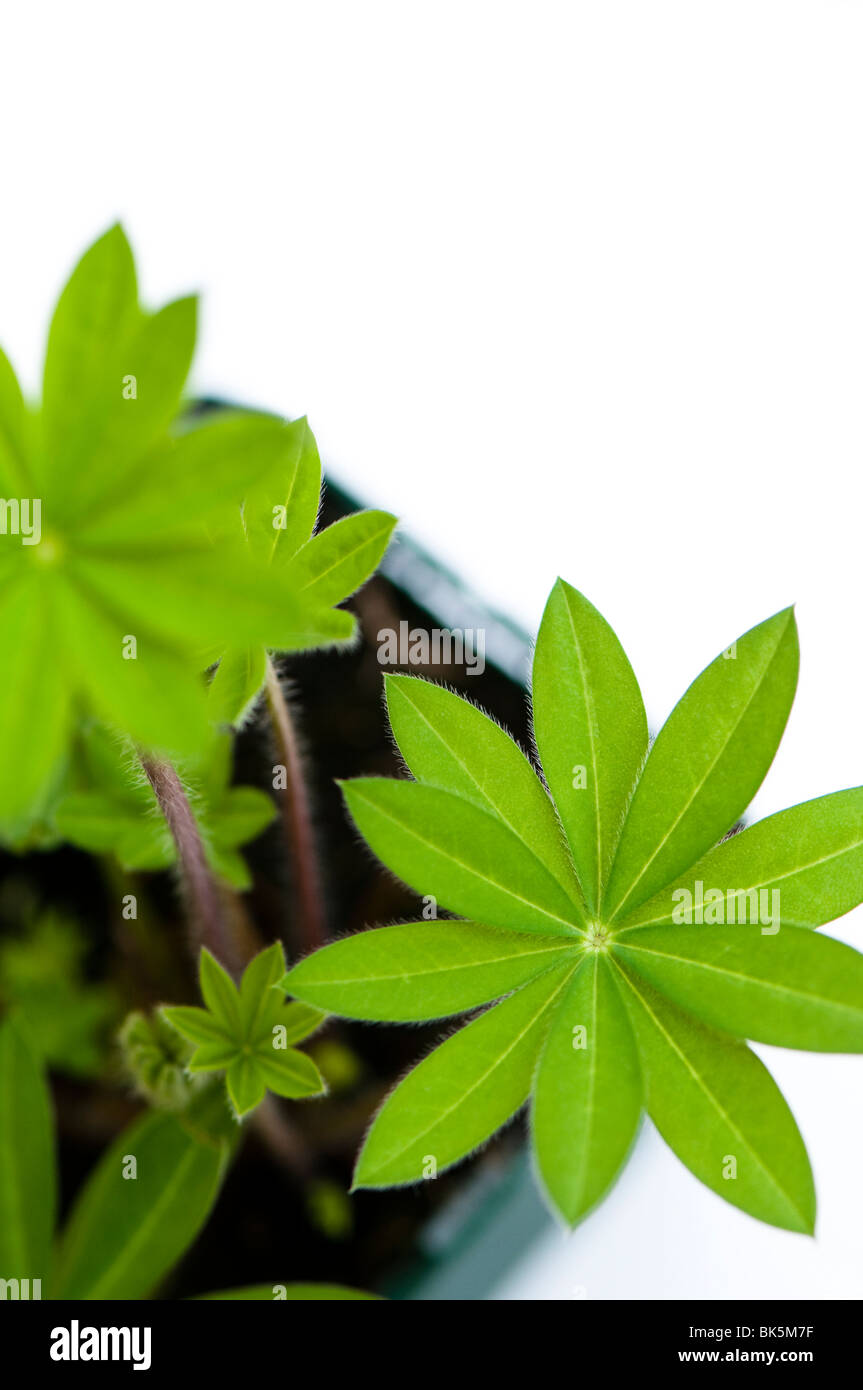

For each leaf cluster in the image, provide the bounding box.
[284,582,863,1231]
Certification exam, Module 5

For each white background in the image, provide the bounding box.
[1,1,861,1298]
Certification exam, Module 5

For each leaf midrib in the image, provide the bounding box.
[299,938,579,989]
[614,964,809,1228]
[623,837,863,930]
[397,684,580,900]
[352,787,584,936]
[561,590,603,911]
[62,1136,211,1298]
[616,940,863,1020]
[610,619,791,920]
[362,965,577,1179]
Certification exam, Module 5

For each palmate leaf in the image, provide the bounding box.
[162,944,325,1119]
[0,227,396,842]
[285,580,863,1233]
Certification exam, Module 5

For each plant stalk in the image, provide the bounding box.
[264,655,327,951]
[141,753,314,1181]
[140,755,241,977]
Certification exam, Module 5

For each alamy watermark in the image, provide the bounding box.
[0,498,41,545]
[377,620,485,675]
[672,881,780,934]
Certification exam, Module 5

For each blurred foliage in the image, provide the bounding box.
[0,907,119,1077]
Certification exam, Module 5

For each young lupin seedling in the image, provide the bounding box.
[282,580,863,1233]
[162,942,327,1119]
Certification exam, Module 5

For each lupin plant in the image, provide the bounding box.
[2,228,863,1305]
[283,582,863,1233]
[0,227,395,1299]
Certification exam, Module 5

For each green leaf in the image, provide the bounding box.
[613,963,815,1233]
[226,1055,268,1116]
[276,1001,327,1046]
[0,576,69,839]
[54,1110,227,1299]
[64,296,198,521]
[55,792,150,856]
[197,1283,379,1300]
[199,949,241,1031]
[532,955,642,1226]
[341,778,585,937]
[187,1039,240,1073]
[622,789,863,931]
[243,415,322,559]
[68,541,324,655]
[614,924,863,1052]
[532,580,648,912]
[214,786,276,849]
[55,571,209,757]
[385,673,578,894]
[0,346,32,493]
[286,510,397,606]
[160,1006,233,1048]
[273,582,858,1235]
[283,921,581,1021]
[41,223,139,495]
[0,1017,56,1286]
[254,1047,326,1100]
[353,963,576,1188]
[82,412,301,540]
[605,608,799,919]
[208,646,267,728]
[237,941,286,1039]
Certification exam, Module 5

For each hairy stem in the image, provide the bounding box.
[141,752,315,1179]
[264,655,327,951]
[140,755,241,977]
[142,753,314,1181]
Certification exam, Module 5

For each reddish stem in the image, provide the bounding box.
[264,656,327,951]
[140,755,241,977]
